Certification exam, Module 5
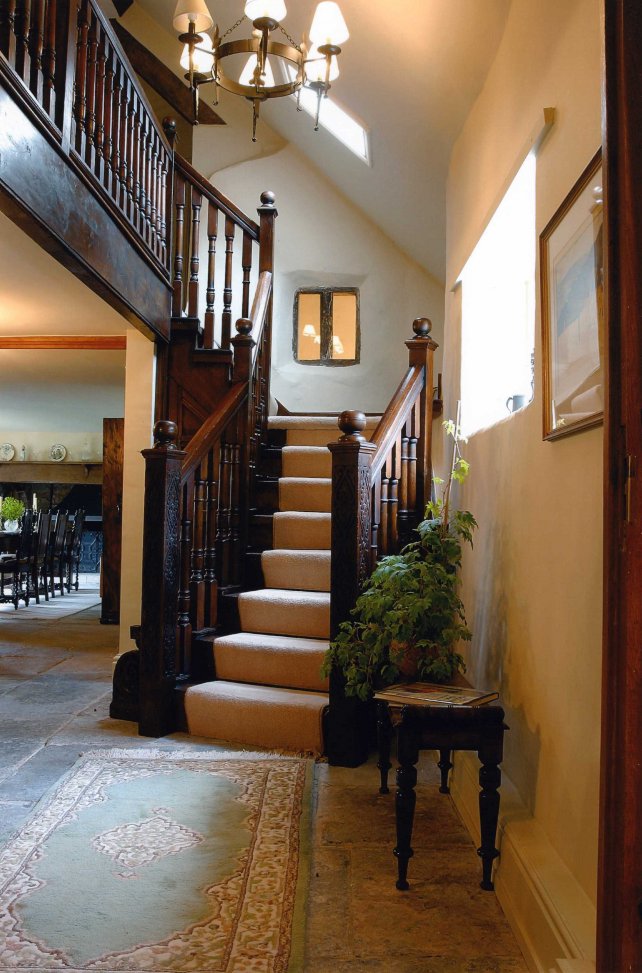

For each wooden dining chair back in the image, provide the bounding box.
[48,513,68,598]
[0,509,34,609]
[31,512,52,605]
[64,509,85,593]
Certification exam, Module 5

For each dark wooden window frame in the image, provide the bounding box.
[293,287,360,366]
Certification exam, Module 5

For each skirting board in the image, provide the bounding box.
[448,751,596,973]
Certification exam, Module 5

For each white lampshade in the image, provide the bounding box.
[173,0,213,33]
[305,44,339,83]
[239,53,276,87]
[309,2,349,46]
[244,0,287,22]
[180,33,214,72]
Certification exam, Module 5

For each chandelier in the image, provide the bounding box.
[173,1,349,140]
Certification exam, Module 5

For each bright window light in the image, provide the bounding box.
[459,152,536,437]
[285,67,369,163]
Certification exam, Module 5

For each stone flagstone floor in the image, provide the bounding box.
[0,594,527,972]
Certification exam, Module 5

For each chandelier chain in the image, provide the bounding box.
[277,23,302,53]
[220,14,247,40]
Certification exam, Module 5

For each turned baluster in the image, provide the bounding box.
[397,434,412,547]
[41,0,56,118]
[15,0,31,87]
[204,445,219,628]
[117,72,129,213]
[83,12,97,170]
[151,132,161,252]
[187,185,202,318]
[1,0,18,70]
[230,443,242,586]
[380,473,390,556]
[172,175,186,316]
[28,0,45,102]
[101,48,114,194]
[408,437,418,516]
[109,61,122,202]
[93,28,106,181]
[141,116,152,242]
[221,217,235,349]
[217,443,232,586]
[130,98,142,234]
[73,0,89,154]
[158,145,169,266]
[241,231,253,318]
[190,471,206,632]
[124,93,135,219]
[177,482,193,677]
[204,202,218,347]
[389,473,399,550]
[145,125,155,244]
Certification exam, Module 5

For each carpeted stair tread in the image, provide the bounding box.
[273,511,331,550]
[269,415,382,447]
[212,632,329,691]
[279,477,331,512]
[239,587,330,638]
[281,446,331,478]
[262,549,330,591]
[185,680,327,753]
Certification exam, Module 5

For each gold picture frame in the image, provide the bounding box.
[540,150,604,441]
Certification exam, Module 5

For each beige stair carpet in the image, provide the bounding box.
[185,416,341,754]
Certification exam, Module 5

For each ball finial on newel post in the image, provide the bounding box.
[412,317,432,338]
[153,420,178,449]
[338,410,367,442]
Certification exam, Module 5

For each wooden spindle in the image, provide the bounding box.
[172,175,186,316]
[158,146,169,266]
[187,185,202,318]
[117,72,129,212]
[101,48,114,194]
[83,12,97,169]
[15,0,31,86]
[217,443,232,586]
[41,0,56,118]
[241,231,252,318]
[230,443,241,586]
[150,133,160,251]
[190,472,206,632]
[93,27,106,180]
[124,92,135,218]
[1,0,18,69]
[140,114,151,240]
[29,0,45,101]
[204,202,218,348]
[221,216,235,349]
[408,437,417,514]
[177,483,193,676]
[73,0,89,154]
[389,475,399,550]
[110,60,122,201]
[144,121,153,241]
[204,445,219,628]
[130,98,142,234]
[380,475,390,555]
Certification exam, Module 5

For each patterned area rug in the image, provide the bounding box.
[0,749,312,973]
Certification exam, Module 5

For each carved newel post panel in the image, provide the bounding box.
[139,420,186,737]
[327,411,376,766]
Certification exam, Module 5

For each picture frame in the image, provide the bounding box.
[540,150,604,441]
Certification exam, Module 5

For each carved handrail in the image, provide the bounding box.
[173,155,259,241]
[327,316,438,765]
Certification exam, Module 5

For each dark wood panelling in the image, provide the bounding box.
[101,417,123,624]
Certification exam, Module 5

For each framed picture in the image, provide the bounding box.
[540,150,604,440]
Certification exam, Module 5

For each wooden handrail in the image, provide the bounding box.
[174,155,259,240]
[181,383,246,484]
[370,364,424,480]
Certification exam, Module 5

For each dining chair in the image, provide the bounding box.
[30,511,52,605]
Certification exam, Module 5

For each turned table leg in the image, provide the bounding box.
[477,757,501,890]
[438,748,452,793]
[377,701,392,794]
[394,716,419,890]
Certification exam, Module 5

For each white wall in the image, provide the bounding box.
[210,144,444,414]
[442,0,602,966]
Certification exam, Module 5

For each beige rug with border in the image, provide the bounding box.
[0,748,312,973]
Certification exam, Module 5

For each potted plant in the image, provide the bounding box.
[323,417,477,701]
[1,496,26,533]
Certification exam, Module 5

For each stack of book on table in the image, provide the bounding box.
[374,681,499,707]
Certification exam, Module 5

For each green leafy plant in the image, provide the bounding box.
[1,496,25,523]
[323,416,477,701]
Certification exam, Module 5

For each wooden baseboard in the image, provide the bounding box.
[448,752,596,973]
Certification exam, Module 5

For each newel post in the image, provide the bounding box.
[257,190,277,409]
[406,317,438,516]
[327,411,376,766]
[138,420,186,737]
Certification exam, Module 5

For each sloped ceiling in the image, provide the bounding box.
[113,0,512,282]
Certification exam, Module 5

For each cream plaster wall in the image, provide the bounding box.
[443,0,602,909]
[210,144,444,414]
[117,327,156,656]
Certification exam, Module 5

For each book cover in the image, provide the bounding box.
[374,681,499,707]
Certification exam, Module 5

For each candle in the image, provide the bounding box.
[32,492,37,512]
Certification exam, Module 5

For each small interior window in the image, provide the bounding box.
[294,288,360,365]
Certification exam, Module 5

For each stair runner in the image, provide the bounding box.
[184,415,379,754]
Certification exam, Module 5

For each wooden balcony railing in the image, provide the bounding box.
[0,0,172,279]
[326,317,437,765]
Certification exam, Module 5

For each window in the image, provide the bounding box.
[293,288,360,365]
[284,65,370,164]
[459,152,536,436]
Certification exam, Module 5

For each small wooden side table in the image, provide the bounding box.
[377,700,508,892]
